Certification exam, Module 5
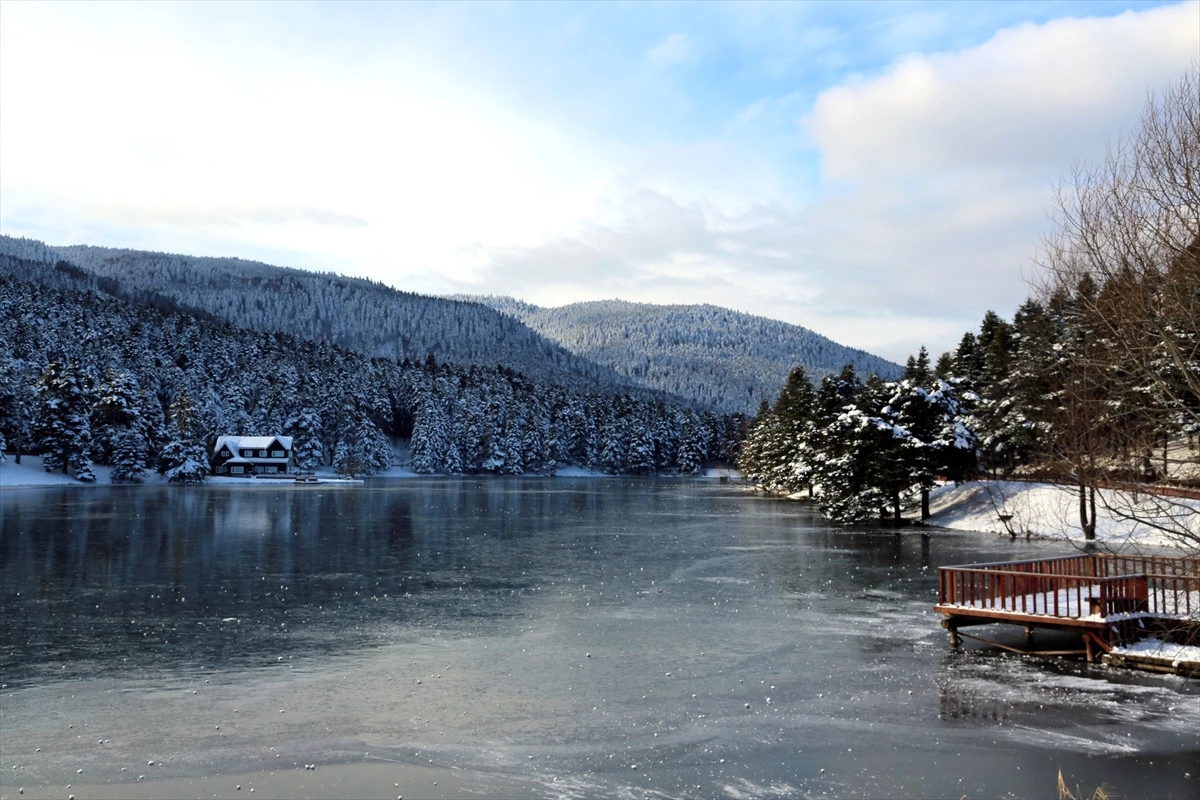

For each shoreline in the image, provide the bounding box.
[747,479,1199,551]
[0,455,737,489]
[5,456,1193,551]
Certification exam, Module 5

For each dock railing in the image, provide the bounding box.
[937,554,1200,620]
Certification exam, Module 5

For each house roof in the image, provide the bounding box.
[213,435,294,453]
[222,456,289,465]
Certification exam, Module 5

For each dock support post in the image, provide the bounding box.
[1084,636,1095,663]
[1024,625,1034,641]
[948,625,961,648]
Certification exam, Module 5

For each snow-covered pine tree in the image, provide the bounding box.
[287,407,325,472]
[32,360,96,481]
[736,399,773,485]
[768,366,817,494]
[109,427,147,483]
[91,369,144,465]
[0,352,35,463]
[160,390,208,483]
[676,410,709,475]
[331,440,362,477]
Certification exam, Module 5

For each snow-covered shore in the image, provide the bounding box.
[924,479,1199,550]
[0,457,736,488]
[0,455,424,488]
[5,459,1194,551]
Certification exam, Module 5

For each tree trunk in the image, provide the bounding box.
[893,491,902,525]
[1078,480,1096,540]
[921,488,930,521]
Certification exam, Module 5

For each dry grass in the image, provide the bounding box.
[1058,769,1113,800]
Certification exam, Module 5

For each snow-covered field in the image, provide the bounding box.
[924,480,1199,551]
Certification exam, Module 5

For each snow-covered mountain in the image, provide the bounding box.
[468,297,903,415]
[0,236,901,415]
[0,236,643,398]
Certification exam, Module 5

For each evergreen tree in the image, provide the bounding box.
[809,366,879,521]
[160,389,208,483]
[903,347,933,384]
[91,369,144,465]
[32,360,96,481]
[769,366,817,494]
[109,427,148,483]
[0,351,36,463]
[160,438,208,483]
[287,407,325,472]
[736,399,773,484]
[677,410,709,475]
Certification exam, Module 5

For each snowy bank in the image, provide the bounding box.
[924,480,1199,550]
[0,455,158,488]
[0,456,702,488]
[0,455,421,489]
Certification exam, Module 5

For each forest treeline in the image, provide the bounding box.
[0,268,746,482]
[741,287,1197,526]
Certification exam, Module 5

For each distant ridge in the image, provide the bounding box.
[0,236,649,398]
[0,235,901,415]
[467,297,903,415]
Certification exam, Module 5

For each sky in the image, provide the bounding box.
[1,1,1196,363]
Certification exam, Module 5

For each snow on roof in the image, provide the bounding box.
[213,435,294,452]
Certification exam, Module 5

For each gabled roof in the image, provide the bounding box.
[213,435,294,453]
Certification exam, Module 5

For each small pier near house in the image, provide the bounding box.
[934,554,1200,676]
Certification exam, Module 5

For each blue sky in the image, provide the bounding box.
[1,1,1196,362]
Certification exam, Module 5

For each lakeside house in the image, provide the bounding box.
[209,435,294,476]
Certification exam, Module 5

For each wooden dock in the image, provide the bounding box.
[934,554,1199,671]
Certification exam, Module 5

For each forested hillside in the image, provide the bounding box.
[0,268,745,482]
[471,297,902,415]
[0,236,644,397]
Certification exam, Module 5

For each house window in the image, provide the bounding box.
[241,449,252,457]
[270,449,284,457]
[258,449,267,457]
[221,449,231,457]
[231,466,244,475]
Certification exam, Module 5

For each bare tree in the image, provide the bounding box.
[1038,67,1200,550]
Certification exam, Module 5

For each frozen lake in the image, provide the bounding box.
[1,478,1197,799]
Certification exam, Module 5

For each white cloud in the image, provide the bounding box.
[807,4,1199,181]
[472,5,1198,362]
[786,2,1200,356]
[0,2,607,285]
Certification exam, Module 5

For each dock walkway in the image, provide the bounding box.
[934,554,1199,671]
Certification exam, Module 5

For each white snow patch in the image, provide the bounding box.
[551,466,611,477]
[923,480,1199,550]
[704,468,742,479]
[0,455,166,488]
[1110,637,1200,666]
